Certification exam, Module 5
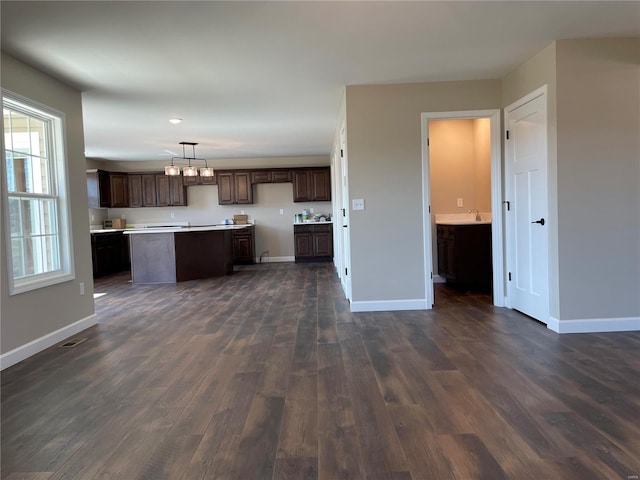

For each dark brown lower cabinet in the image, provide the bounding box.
[437,223,492,292]
[232,225,255,264]
[91,232,130,278]
[294,223,333,263]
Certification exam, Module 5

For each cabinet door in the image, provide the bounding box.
[109,174,129,208]
[217,172,235,205]
[142,174,157,206]
[233,235,252,262]
[234,172,253,204]
[292,170,311,202]
[311,169,331,201]
[200,174,216,185]
[251,170,271,184]
[313,231,333,257]
[98,170,111,207]
[155,174,171,207]
[271,170,292,183]
[294,232,313,257]
[182,174,200,186]
[128,174,143,207]
[169,175,187,206]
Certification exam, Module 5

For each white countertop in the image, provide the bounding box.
[436,220,492,225]
[123,224,251,234]
[435,213,492,225]
[90,228,126,234]
[294,220,333,225]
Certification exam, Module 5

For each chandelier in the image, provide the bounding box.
[164,142,214,177]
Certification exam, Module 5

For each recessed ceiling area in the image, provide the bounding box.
[2,1,638,162]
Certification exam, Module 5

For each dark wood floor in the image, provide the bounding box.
[2,263,639,480]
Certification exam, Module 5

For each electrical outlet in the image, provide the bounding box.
[79,282,85,295]
[457,198,464,207]
[310,207,314,214]
[90,214,95,222]
[121,214,126,220]
[279,209,284,215]
[240,210,245,214]
[170,212,175,219]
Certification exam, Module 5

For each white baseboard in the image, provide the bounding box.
[547,316,640,334]
[351,299,429,312]
[0,314,98,371]
[255,256,295,263]
[433,274,446,284]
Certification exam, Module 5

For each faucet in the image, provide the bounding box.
[469,209,481,221]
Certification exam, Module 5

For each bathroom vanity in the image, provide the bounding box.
[436,222,492,292]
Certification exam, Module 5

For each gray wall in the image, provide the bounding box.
[555,38,640,320]
[344,80,502,303]
[1,53,96,355]
[502,38,640,321]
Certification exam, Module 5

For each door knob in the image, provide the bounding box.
[531,218,545,225]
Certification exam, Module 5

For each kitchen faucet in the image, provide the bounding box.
[469,209,481,221]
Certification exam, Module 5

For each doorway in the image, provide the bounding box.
[421,110,504,308]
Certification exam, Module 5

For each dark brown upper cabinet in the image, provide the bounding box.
[156,174,187,207]
[216,171,253,205]
[87,169,129,208]
[292,168,331,202]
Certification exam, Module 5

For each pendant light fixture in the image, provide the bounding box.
[165,142,214,177]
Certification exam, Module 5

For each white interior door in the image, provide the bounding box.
[505,87,549,322]
[340,128,352,301]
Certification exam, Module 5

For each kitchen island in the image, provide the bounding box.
[124,225,250,284]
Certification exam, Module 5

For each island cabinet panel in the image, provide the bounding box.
[174,230,233,281]
[292,168,331,202]
[128,229,234,284]
[437,224,492,292]
[294,223,333,262]
[129,233,177,284]
[216,171,253,205]
[232,226,255,264]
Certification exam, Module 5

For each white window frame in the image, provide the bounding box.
[2,89,75,295]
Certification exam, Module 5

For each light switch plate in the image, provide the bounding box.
[352,198,365,211]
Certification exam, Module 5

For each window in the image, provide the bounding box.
[3,91,74,294]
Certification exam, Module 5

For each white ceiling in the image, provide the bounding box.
[2,1,639,162]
